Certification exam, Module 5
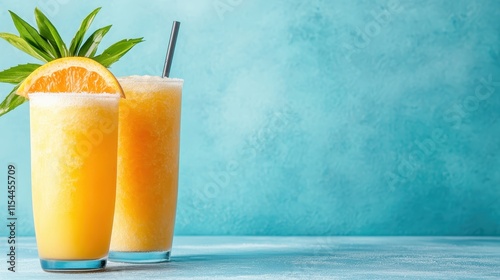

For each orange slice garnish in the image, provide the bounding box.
[17,57,124,98]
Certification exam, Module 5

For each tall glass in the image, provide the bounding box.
[30,93,120,271]
[109,76,183,263]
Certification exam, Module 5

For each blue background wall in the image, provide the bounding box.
[0,0,499,236]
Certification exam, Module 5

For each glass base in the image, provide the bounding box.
[108,250,171,263]
[40,258,106,272]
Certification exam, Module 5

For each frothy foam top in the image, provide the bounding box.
[118,75,183,83]
[29,93,120,107]
[118,75,183,93]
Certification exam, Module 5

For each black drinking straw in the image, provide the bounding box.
[162,21,181,78]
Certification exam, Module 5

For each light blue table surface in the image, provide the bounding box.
[1,236,499,279]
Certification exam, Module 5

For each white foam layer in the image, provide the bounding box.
[118,76,183,93]
[29,93,120,108]
[118,75,183,83]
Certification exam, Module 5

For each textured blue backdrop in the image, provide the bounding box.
[0,0,499,236]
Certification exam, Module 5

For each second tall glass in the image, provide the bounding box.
[109,76,183,263]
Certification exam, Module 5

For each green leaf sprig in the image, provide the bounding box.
[0,7,144,117]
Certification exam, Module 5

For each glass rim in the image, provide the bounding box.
[117,75,184,84]
[28,93,122,99]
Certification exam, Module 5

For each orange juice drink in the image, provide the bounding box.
[110,76,183,263]
[30,93,120,271]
